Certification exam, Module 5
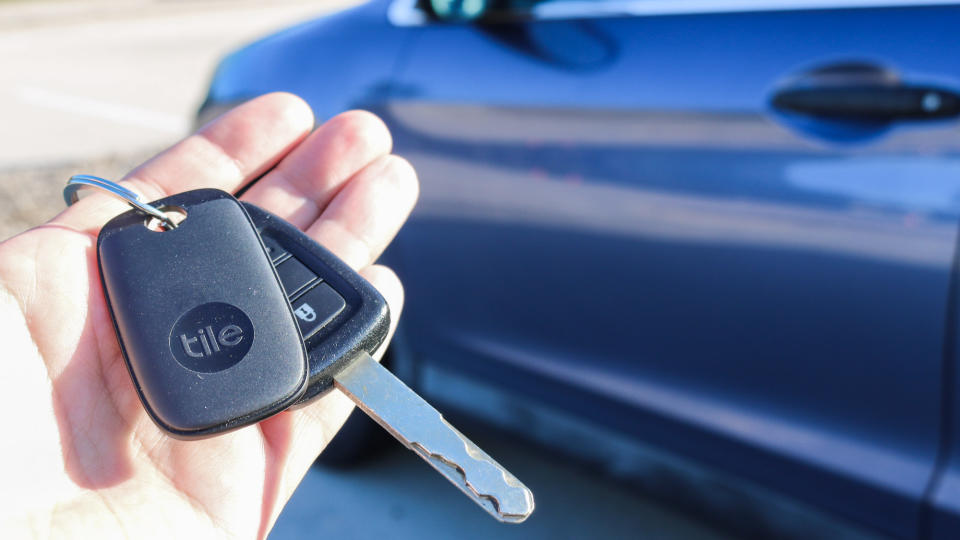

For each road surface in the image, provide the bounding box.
[0,0,355,238]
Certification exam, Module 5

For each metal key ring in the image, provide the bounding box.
[64,175,178,230]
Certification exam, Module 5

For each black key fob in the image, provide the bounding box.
[242,202,390,405]
[98,189,309,439]
[244,203,537,522]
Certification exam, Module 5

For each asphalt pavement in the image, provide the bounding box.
[270,430,733,540]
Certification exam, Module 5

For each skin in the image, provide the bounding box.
[0,93,419,539]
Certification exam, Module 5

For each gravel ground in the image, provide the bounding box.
[0,0,346,241]
[0,150,160,240]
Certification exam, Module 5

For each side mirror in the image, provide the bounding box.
[428,0,495,21]
[422,0,616,70]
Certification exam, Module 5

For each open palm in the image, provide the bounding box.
[0,94,418,539]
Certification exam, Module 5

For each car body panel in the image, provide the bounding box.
[205,1,410,123]
[929,284,960,540]
[203,2,960,537]
[384,6,960,538]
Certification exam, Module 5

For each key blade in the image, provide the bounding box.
[334,352,535,523]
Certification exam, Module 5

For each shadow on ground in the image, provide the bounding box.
[270,430,732,540]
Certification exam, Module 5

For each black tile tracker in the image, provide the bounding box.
[97,189,308,439]
[86,182,533,522]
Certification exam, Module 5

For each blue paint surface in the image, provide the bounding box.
[205,2,960,537]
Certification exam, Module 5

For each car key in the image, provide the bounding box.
[245,202,536,523]
[94,187,309,439]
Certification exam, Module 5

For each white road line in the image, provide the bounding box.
[14,85,190,135]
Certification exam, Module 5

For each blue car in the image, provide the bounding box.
[200,1,960,538]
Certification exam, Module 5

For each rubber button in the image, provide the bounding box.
[275,257,317,297]
[260,234,289,263]
[290,282,346,338]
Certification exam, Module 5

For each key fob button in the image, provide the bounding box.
[291,283,346,339]
[261,234,289,263]
[275,256,318,297]
[243,201,390,405]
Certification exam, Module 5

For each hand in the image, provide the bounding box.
[0,94,419,539]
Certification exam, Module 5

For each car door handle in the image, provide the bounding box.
[771,61,960,123]
[772,84,960,121]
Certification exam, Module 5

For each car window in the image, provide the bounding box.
[392,0,959,25]
[419,0,535,22]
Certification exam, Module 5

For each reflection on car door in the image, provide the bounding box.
[383,4,960,538]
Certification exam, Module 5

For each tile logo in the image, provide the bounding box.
[169,302,254,373]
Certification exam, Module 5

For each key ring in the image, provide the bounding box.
[63,174,179,230]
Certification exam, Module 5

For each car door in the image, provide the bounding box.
[378,2,960,538]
